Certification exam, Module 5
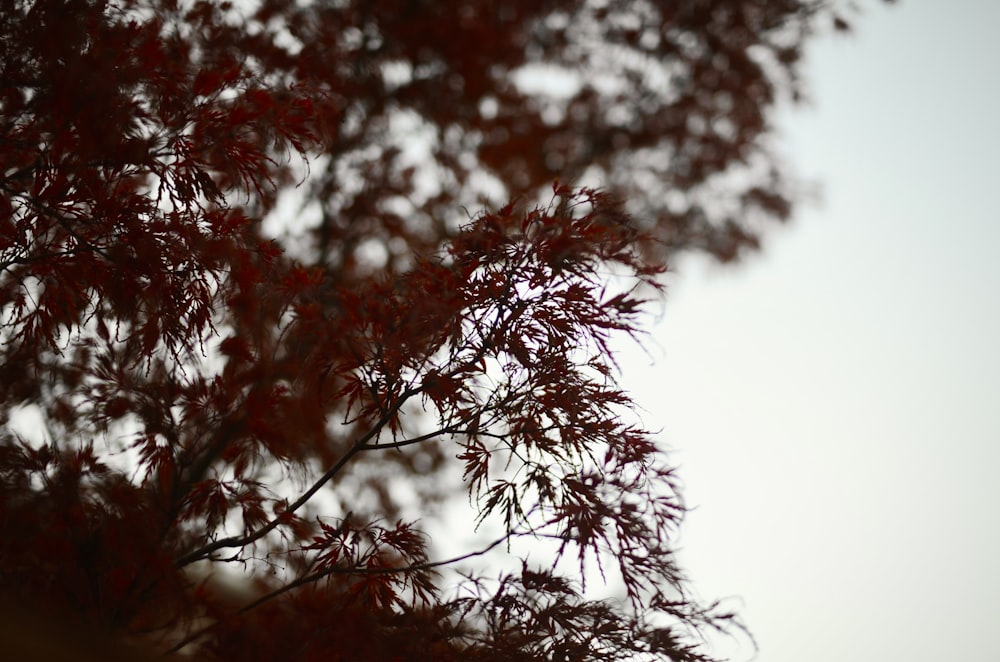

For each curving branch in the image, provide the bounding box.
[167,530,524,655]
[175,387,418,567]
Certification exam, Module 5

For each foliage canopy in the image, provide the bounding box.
[0,0,869,659]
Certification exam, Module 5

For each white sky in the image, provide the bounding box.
[616,1,1000,660]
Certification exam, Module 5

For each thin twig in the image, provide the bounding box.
[175,388,417,567]
[166,531,521,655]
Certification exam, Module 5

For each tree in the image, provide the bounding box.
[0,0,872,659]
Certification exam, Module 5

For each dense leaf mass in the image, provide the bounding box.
[0,0,867,659]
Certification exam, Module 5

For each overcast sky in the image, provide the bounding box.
[615,1,1000,660]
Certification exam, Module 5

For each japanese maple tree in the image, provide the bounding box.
[0,0,870,659]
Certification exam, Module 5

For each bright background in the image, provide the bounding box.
[617,1,1000,660]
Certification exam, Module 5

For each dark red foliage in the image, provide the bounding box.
[0,0,877,659]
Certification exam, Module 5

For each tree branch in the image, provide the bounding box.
[243,530,517,614]
[166,531,522,655]
[174,387,417,567]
